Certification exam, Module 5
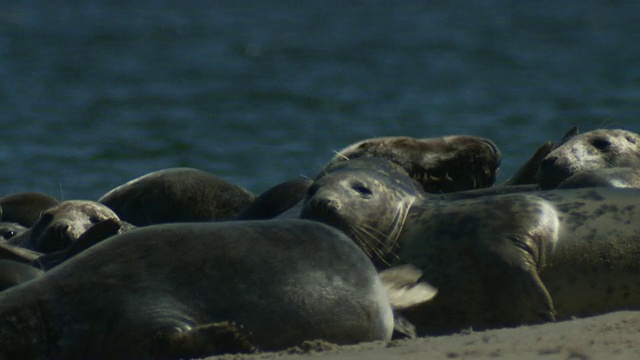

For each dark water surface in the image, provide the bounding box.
[1,1,639,199]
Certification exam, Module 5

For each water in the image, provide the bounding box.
[0,1,638,200]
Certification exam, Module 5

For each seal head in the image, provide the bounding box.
[537,129,640,189]
[326,135,502,193]
[301,158,422,267]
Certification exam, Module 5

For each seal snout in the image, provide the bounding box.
[538,155,574,189]
[39,221,75,252]
[540,155,558,171]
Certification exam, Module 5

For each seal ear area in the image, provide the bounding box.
[556,126,579,148]
[144,321,256,358]
[378,264,438,310]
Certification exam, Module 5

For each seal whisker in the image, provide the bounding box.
[332,150,350,160]
[349,225,383,257]
[356,223,403,265]
[387,197,414,257]
[350,225,393,265]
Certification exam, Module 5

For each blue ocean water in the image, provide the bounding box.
[0,1,638,199]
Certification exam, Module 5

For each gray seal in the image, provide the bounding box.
[235,178,312,220]
[98,167,256,226]
[537,129,640,189]
[325,135,501,193]
[10,200,123,254]
[301,158,640,334]
[0,222,28,242]
[300,158,425,268]
[0,219,393,359]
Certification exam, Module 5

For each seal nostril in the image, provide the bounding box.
[312,197,339,212]
[540,156,558,171]
[57,224,70,237]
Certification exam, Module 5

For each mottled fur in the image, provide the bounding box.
[301,158,640,335]
[326,135,501,193]
[537,129,640,189]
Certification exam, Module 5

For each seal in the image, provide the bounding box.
[325,135,502,193]
[537,129,640,189]
[98,167,256,226]
[300,158,425,268]
[10,200,124,254]
[0,259,43,291]
[0,219,393,359]
[301,158,640,335]
[0,222,28,242]
[235,178,312,220]
[0,192,58,227]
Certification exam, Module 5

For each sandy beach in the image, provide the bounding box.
[210,311,640,360]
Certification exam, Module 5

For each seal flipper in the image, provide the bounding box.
[34,218,123,270]
[379,264,437,310]
[151,321,256,358]
[378,264,437,339]
[0,242,41,263]
[473,198,560,326]
[474,235,556,325]
[502,141,554,185]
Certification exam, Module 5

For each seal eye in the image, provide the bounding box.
[591,138,612,151]
[352,183,373,198]
[1,230,16,240]
[89,216,103,224]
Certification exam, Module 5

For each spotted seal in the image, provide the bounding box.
[537,129,640,189]
[326,135,502,193]
[98,167,256,226]
[10,200,125,254]
[0,219,394,359]
[301,158,640,334]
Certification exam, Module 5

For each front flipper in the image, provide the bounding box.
[379,264,438,339]
[502,140,554,186]
[473,201,560,326]
[0,242,41,263]
[150,321,256,359]
[34,218,123,270]
[379,264,437,310]
[474,235,556,325]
